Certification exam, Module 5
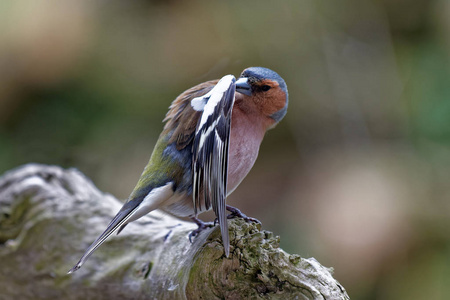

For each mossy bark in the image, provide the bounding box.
[0,164,350,300]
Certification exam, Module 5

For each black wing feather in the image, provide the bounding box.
[191,75,236,257]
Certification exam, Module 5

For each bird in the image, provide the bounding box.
[68,66,288,273]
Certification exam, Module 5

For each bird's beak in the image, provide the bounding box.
[235,77,252,96]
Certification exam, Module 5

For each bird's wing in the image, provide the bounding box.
[163,80,218,150]
[68,182,174,274]
[191,75,236,257]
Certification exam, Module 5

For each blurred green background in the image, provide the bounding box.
[1,0,450,298]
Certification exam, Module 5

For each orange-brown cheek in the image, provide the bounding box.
[262,89,286,116]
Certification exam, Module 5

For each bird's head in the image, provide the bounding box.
[235,67,288,128]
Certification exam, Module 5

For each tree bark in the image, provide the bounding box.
[0,164,350,300]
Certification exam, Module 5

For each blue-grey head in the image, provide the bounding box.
[235,67,288,125]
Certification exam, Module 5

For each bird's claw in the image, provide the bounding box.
[189,206,261,243]
[189,217,215,243]
[226,205,261,224]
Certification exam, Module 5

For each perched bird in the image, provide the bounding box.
[68,67,288,273]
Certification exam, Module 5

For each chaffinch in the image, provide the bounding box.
[68,67,288,273]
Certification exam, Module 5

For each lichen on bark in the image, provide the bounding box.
[0,164,350,299]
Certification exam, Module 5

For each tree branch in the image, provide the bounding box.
[0,164,349,299]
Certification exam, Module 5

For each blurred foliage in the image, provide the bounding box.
[1,0,450,299]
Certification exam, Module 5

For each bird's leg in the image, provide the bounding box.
[189,217,215,242]
[226,205,261,224]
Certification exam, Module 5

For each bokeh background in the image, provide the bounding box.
[1,0,450,298]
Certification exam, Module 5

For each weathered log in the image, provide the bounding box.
[0,164,349,299]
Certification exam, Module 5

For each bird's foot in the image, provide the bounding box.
[226,205,261,224]
[189,217,215,243]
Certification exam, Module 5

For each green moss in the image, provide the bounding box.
[186,218,311,299]
[0,196,30,243]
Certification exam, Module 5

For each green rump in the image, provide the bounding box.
[127,134,185,203]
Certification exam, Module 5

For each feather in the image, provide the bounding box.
[67,182,174,273]
[163,80,218,151]
[191,75,236,257]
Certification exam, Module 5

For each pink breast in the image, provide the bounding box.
[227,108,266,195]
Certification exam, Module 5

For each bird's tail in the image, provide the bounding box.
[67,206,137,274]
[67,182,175,273]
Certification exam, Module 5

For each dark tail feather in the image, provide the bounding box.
[117,223,128,235]
[67,206,136,274]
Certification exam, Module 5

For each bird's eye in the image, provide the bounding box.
[261,85,271,92]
